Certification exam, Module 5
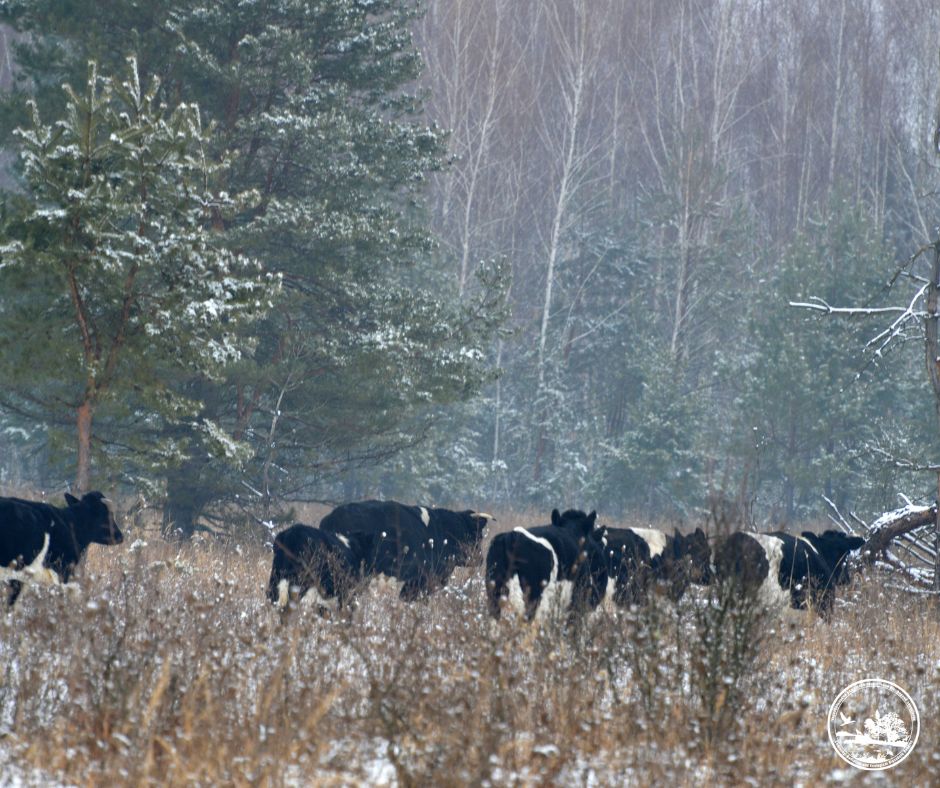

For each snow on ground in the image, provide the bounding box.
[0,537,937,785]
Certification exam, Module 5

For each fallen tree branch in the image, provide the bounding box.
[861,503,937,564]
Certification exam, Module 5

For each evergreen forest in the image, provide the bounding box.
[1,0,939,533]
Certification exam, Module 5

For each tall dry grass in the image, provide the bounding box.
[0,508,937,786]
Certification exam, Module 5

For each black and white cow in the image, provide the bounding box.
[590,526,652,606]
[485,509,608,622]
[0,492,124,606]
[267,523,377,612]
[713,529,865,614]
[592,525,711,605]
[318,500,493,601]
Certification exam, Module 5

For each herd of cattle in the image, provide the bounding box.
[0,493,867,619]
[268,501,865,620]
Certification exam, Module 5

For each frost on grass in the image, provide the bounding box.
[0,532,937,786]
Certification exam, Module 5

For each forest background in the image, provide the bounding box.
[0,0,938,537]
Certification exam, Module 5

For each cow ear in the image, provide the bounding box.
[695,527,705,537]
[587,511,597,528]
[551,509,561,526]
[64,493,79,506]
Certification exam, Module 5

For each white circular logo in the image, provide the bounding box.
[828,679,919,770]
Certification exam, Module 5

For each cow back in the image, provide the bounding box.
[0,497,83,576]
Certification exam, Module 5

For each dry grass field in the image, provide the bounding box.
[0,505,938,786]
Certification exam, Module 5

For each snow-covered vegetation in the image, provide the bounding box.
[1,1,940,781]
[0,509,937,786]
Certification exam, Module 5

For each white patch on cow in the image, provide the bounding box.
[0,532,61,587]
[600,576,618,611]
[419,507,430,526]
[513,528,558,578]
[750,533,792,610]
[629,527,667,558]
[506,527,574,623]
[505,575,527,618]
[796,535,819,554]
[27,532,51,575]
[536,578,574,623]
[335,534,351,550]
[276,579,289,610]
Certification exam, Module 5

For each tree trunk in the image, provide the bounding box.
[926,241,940,595]
[925,241,940,422]
[163,461,211,540]
[935,471,940,595]
[75,399,94,493]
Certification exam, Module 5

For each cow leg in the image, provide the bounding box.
[6,580,23,607]
[810,583,835,619]
[521,581,542,621]
[790,581,811,611]
[485,578,505,619]
[629,564,651,605]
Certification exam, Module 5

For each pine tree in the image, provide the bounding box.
[0,58,277,491]
[0,2,506,530]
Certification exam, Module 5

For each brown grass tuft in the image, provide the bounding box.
[0,509,937,785]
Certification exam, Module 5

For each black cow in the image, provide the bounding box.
[0,492,124,606]
[592,526,711,605]
[267,523,377,612]
[485,509,607,622]
[713,529,865,614]
[318,500,493,601]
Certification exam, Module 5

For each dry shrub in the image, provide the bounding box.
[0,513,937,786]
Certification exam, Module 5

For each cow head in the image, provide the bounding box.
[466,511,495,538]
[802,530,865,586]
[683,527,712,586]
[65,491,124,546]
[550,508,598,539]
[662,527,711,601]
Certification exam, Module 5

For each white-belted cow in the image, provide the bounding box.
[307,500,492,602]
[267,523,377,612]
[0,492,124,606]
[485,509,607,622]
[713,529,865,615]
[592,525,711,605]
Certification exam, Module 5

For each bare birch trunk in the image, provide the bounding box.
[928,241,940,595]
[826,0,847,203]
[935,472,940,595]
